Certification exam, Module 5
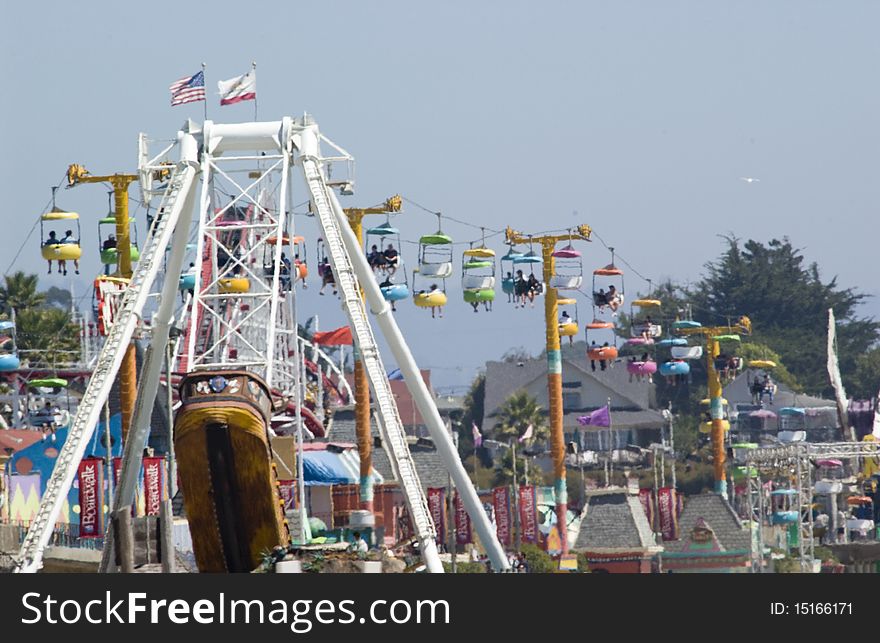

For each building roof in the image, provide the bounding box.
[483,354,664,434]
[573,488,659,552]
[0,429,44,455]
[663,493,750,554]
[325,410,450,490]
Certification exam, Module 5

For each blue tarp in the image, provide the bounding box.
[302,450,383,487]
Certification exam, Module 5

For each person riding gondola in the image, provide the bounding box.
[559,311,574,345]
[514,270,529,308]
[60,230,80,275]
[367,244,386,272]
[44,231,59,274]
[318,258,337,296]
[606,284,621,313]
[526,273,541,308]
[383,243,399,276]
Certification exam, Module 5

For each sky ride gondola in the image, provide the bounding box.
[25,377,72,430]
[500,245,524,299]
[366,221,409,305]
[659,359,690,377]
[418,229,454,279]
[99,216,140,266]
[769,488,800,524]
[412,224,453,315]
[557,297,579,343]
[591,248,624,311]
[630,298,662,339]
[586,319,618,365]
[40,190,82,275]
[0,317,20,371]
[262,234,308,285]
[462,246,496,309]
[549,242,583,291]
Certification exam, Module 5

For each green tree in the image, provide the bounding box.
[16,307,80,367]
[44,286,72,310]
[520,543,556,573]
[691,236,879,396]
[490,390,549,487]
[849,347,880,400]
[0,271,46,314]
[492,448,526,487]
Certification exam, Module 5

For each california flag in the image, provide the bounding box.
[218,70,256,105]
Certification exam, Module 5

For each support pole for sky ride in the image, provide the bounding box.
[344,196,402,513]
[67,168,140,442]
[678,317,753,500]
[505,225,592,555]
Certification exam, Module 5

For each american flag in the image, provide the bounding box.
[169,71,205,106]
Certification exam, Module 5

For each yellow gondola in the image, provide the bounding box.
[557,297,579,337]
[219,277,250,294]
[414,289,448,307]
[749,359,777,370]
[40,211,82,261]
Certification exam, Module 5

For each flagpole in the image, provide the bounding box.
[252,61,258,122]
[201,62,208,122]
[607,396,613,486]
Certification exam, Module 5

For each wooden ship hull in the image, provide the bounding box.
[175,370,289,572]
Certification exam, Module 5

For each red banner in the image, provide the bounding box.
[112,457,123,487]
[518,485,538,544]
[427,487,446,545]
[454,492,472,545]
[78,457,104,538]
[492,487,511,546]
[312,326,353,346]
[657,487,679,541]
[143,456,165,516]
[639,488,655,531]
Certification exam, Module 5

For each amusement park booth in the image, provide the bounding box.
[571,487,662,573]
[661,494,751,573]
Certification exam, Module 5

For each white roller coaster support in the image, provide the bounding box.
[99,132,200,572]
[15,133,199,573]
[321,174,510,573]
[299,154,443,573]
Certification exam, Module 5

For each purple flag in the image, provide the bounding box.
[578,405,611,427]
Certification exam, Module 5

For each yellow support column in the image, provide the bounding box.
[706,338,727,497]
[347,210,373,512]
[506,225,591,555]
[678,316,751,500]
[67,166,140,442]
[344,196,401,512]
[541,242,568,554]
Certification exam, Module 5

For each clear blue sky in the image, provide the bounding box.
[3,1,878,391]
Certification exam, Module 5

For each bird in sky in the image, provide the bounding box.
[739,177,760,183]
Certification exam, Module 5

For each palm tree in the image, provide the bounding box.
[0,272,46,314]
[16,307,80,367]
[492,390,548,445]
[491,390,548,549]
